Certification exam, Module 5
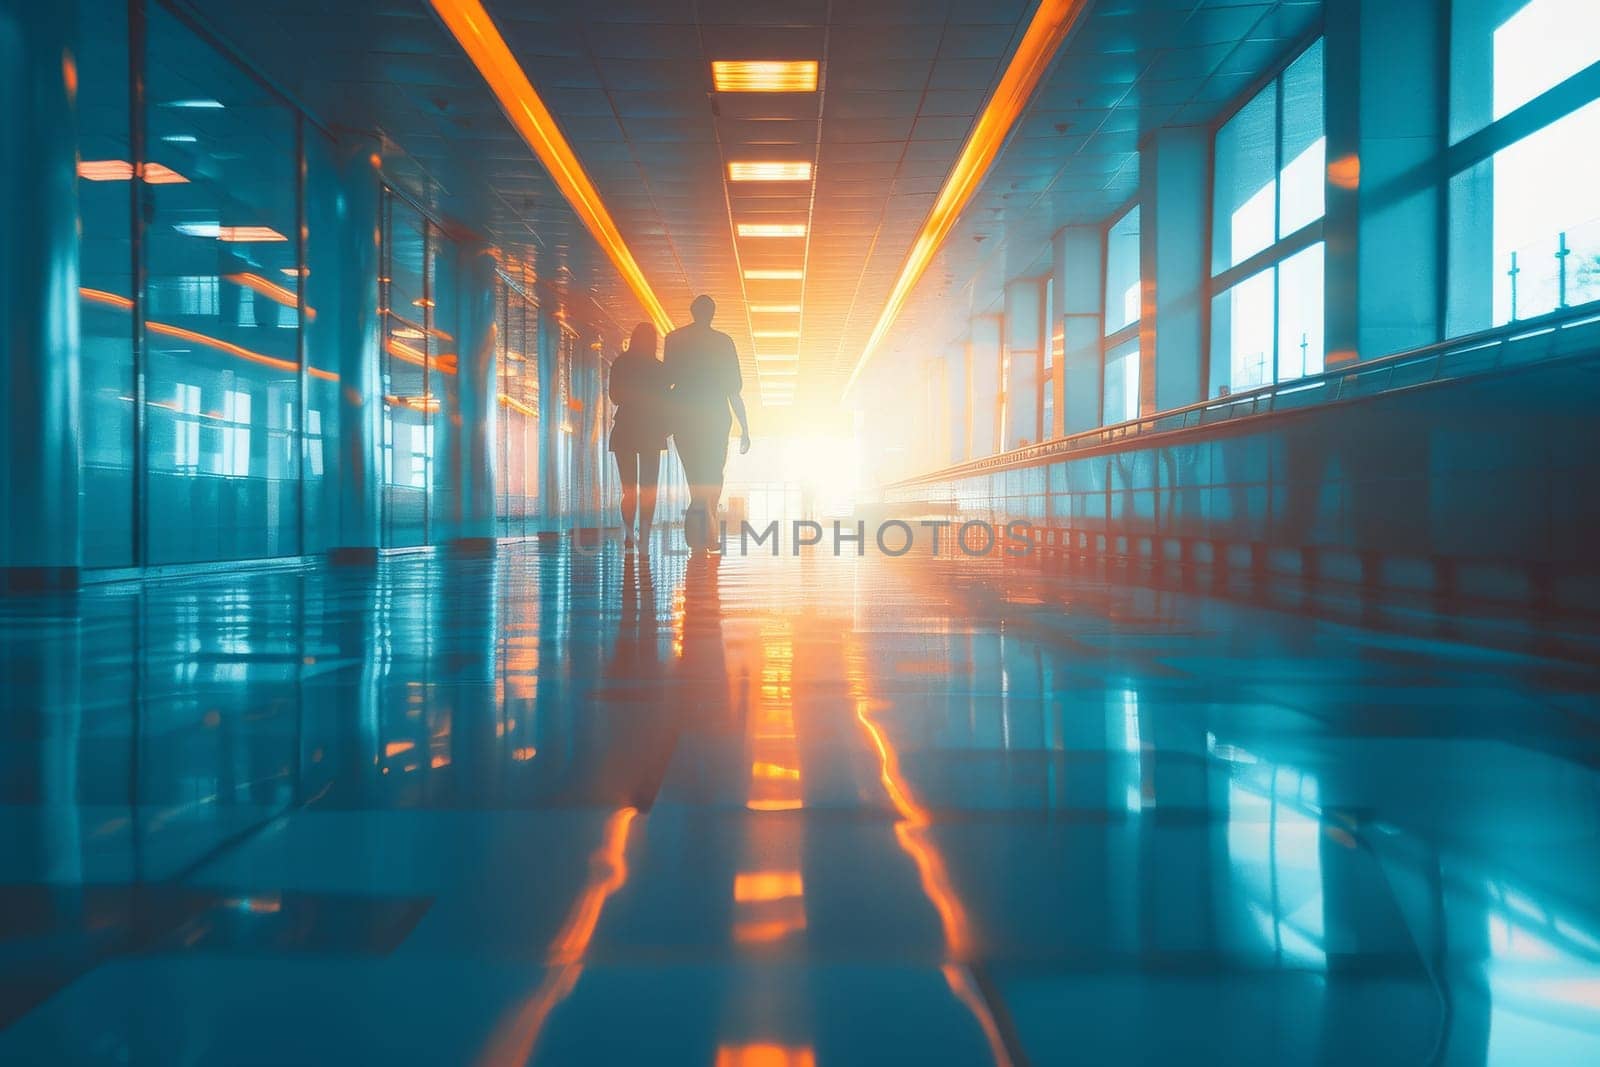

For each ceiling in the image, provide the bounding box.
[181,0,1321,424]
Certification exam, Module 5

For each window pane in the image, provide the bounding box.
[302,129,343,553]
[382,198,432,547]
[1452,0,1600,141]
[144,5,299,564]
[1104,206,1142,333]
[77,0,135,567]
[1278,40,1325,236]
[1212,268,1276,392]
[1449,97,1600,331]
[1276,243,1325,381]
[1213,82,1278,272]
[1103,339,1140,424]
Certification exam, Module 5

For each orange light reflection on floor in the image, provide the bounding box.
[714,1045,816,1067]
[734,871,804,903]
[476,806,637,1067]
[845,638,1013,1066]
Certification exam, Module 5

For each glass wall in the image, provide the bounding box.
[1447,0,1600,332]
[1209,39,1326,394]
[76,0,136,567]
[143,3,300,564]
[380,193,434,548]
[301,129,343,554]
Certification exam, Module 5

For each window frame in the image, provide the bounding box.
[1443,0,1600,330]
[1206,34,1329,395]
[1098,195,1141,426]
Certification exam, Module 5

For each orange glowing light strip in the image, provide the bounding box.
[499,393,536,416]
[744,269,803,281]
[80,287,337,381]
[428,0,672,336]
[225,272,305,315]
[842,0,1085,396]
[477,807,637,1067]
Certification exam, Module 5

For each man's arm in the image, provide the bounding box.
[730,392,751,454]
[727,337,750,454]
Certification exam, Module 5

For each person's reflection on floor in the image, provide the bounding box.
[585,550,675,811]
[676,553,732,729]
[613,550,659,677]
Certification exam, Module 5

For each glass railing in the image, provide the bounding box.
[1498,221,1600,325]
[886,300,1600,491]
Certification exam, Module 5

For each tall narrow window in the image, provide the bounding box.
[1102,205,1142,424]
[1209,39,1326,395]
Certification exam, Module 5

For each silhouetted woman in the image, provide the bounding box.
[608,322,668,550]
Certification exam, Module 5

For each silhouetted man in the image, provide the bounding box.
[664,295,750,551]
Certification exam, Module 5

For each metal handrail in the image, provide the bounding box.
[885,302,1600,491]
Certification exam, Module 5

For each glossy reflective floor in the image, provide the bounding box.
[2,538,1599,1065]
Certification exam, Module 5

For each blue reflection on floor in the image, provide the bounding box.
[1,538,1598,1065]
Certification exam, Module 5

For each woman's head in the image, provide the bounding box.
[627,322,658,358]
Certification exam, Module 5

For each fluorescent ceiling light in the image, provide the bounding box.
[738,223,807,238]
[751,304,801,314]
[728,161,812,182]
[164,98,224,109]
[744,269,802,280]
[428,0,672,336]
[759,367,799,377]
[712,60,818,93]
[217,226,287,243]
[753,329,800,338]
[161,134,198,143]
[174,222,220,238]
[78,160,187,184]
[842,0,1087,397]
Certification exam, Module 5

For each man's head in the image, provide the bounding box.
[690,294,716,325]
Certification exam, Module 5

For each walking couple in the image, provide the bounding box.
[607,294,751,554]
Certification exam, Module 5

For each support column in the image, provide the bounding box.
[1325,0,1445,360]
[1,0,81,591]
[326,141,383,563]
[1140,126,1211,413]
[967,314,1002,459]
[439,240,498,550]
[537,307,564,527]
[1053,225,1105,434]
[1002,278,1044,450]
